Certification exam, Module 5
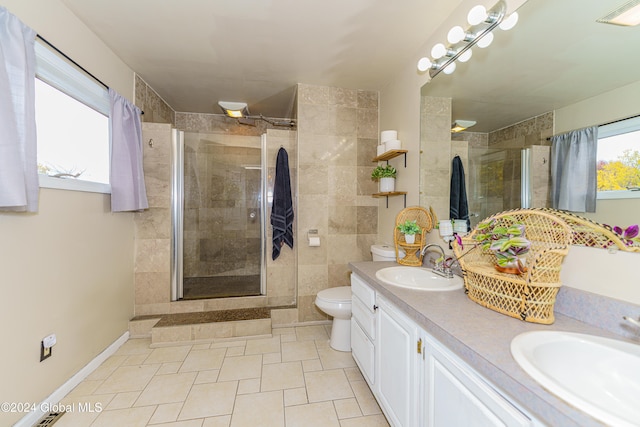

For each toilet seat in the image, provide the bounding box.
[316,286,351,304]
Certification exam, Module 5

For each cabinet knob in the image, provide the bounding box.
[373,305,378,311]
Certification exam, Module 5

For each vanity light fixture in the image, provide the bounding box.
[597,0,640,26]
[451,120,477,133]
[218,101,249,118]
[417,0,518,78]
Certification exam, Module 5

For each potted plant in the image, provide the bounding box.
[371,165,397,193]
[473,216,531,274]
[397,219,421,244]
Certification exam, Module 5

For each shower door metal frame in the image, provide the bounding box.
[171,129,184,301]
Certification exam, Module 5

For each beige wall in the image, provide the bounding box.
[0,2,137,424]
[296,84,379,322]
[0,190,134,425]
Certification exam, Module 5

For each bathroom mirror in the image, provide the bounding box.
[420,0,640,229]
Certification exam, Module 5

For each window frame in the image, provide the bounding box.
[596,116,640,200]
[34,40,111,194]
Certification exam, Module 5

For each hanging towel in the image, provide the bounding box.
[450,156,470,232]
[271,147,294,260]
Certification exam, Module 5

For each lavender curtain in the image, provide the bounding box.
[0,7,38,212]
[550,126,598,213]
[109,88,148,212]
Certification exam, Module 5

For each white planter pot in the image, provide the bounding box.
[379,177,395,193]
[404,234,416,244]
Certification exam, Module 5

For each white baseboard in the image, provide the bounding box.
[14,331,129,427]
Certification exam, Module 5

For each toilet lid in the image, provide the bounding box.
[317,286,351,303]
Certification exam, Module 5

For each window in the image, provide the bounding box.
[34,41,111,193]
[597,116,640,199]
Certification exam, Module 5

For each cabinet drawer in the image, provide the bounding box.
[351,273,376,309]
[351,318,375,386]
[352,294,376,340]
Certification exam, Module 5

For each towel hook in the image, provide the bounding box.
[148,138,154,148]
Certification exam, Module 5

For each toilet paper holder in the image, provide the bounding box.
[308,229,320,246]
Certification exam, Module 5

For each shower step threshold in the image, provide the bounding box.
[147,307,274,346]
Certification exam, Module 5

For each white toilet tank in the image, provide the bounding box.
[371,244,403,261]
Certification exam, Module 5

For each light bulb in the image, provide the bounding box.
[443,62,456,75]
[431,43,447,59]
[467,5,487,26]
[476,31,494,48]
[499,12,519,30]
[458,49,473,63]
[417,57,432,72]
[447,26,465,44]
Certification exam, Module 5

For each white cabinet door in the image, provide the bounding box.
[351,273,377,387]
[424,338,532,427]
[376,295,421,427]
[351,318,375,386]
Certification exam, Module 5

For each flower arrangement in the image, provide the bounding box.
[473,216,531,272]
[371,165,397,180]
[609,224,640,247]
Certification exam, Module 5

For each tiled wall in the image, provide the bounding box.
[135,75,176,125]
[296,84,379,322]
[419,96,452,221]
[420,99,553,225]
[134,80,380,323]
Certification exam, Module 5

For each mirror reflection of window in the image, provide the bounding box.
[597,116,640,197]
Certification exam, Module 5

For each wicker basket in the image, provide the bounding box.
[541,208,640,253]
[454,209,573,324]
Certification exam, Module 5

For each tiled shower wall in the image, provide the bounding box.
[486,112,554,211]
[134,80,380,323]
[296,84,379,322]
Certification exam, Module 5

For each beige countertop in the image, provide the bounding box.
[349,261,624,427]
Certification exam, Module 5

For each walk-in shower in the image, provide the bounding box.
[171,130,267,300]
[467,146,541,228]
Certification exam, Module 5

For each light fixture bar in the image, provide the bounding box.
[429,1,507,78]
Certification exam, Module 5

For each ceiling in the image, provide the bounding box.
[421,0,640,132]
[60,0,461,119]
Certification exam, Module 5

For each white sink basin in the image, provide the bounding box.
[375,266,463,291]
[511,330,640,427]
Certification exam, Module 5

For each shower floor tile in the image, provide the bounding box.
[183,275,261,299]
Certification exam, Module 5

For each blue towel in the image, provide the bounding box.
[450,156,470,231]
[271,147,294,260]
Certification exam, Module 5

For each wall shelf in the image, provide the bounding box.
[373,149,408,166]
[372,191,407,208]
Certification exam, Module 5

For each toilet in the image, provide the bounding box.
[314,245,402,352]
[315,286,352,351]
[371,244,404,261]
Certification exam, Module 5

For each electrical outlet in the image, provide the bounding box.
[40,341,52,362]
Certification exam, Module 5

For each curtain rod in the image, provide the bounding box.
[546,113,640,141]
[36,34,109,90]
[36,34,143,114]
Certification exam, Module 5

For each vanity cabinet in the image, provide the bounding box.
[422,336,532,427]
[351,273,377,386]
[376,294,421,427]
[351,273,536,427]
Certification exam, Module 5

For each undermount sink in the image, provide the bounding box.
[511,330,640,427]
[375,266,464,291]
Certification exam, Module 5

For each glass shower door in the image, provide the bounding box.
[173,131,265,300]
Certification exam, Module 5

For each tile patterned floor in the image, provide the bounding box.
[55,325,390,427]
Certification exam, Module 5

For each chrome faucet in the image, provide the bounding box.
[420,244,453,278]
